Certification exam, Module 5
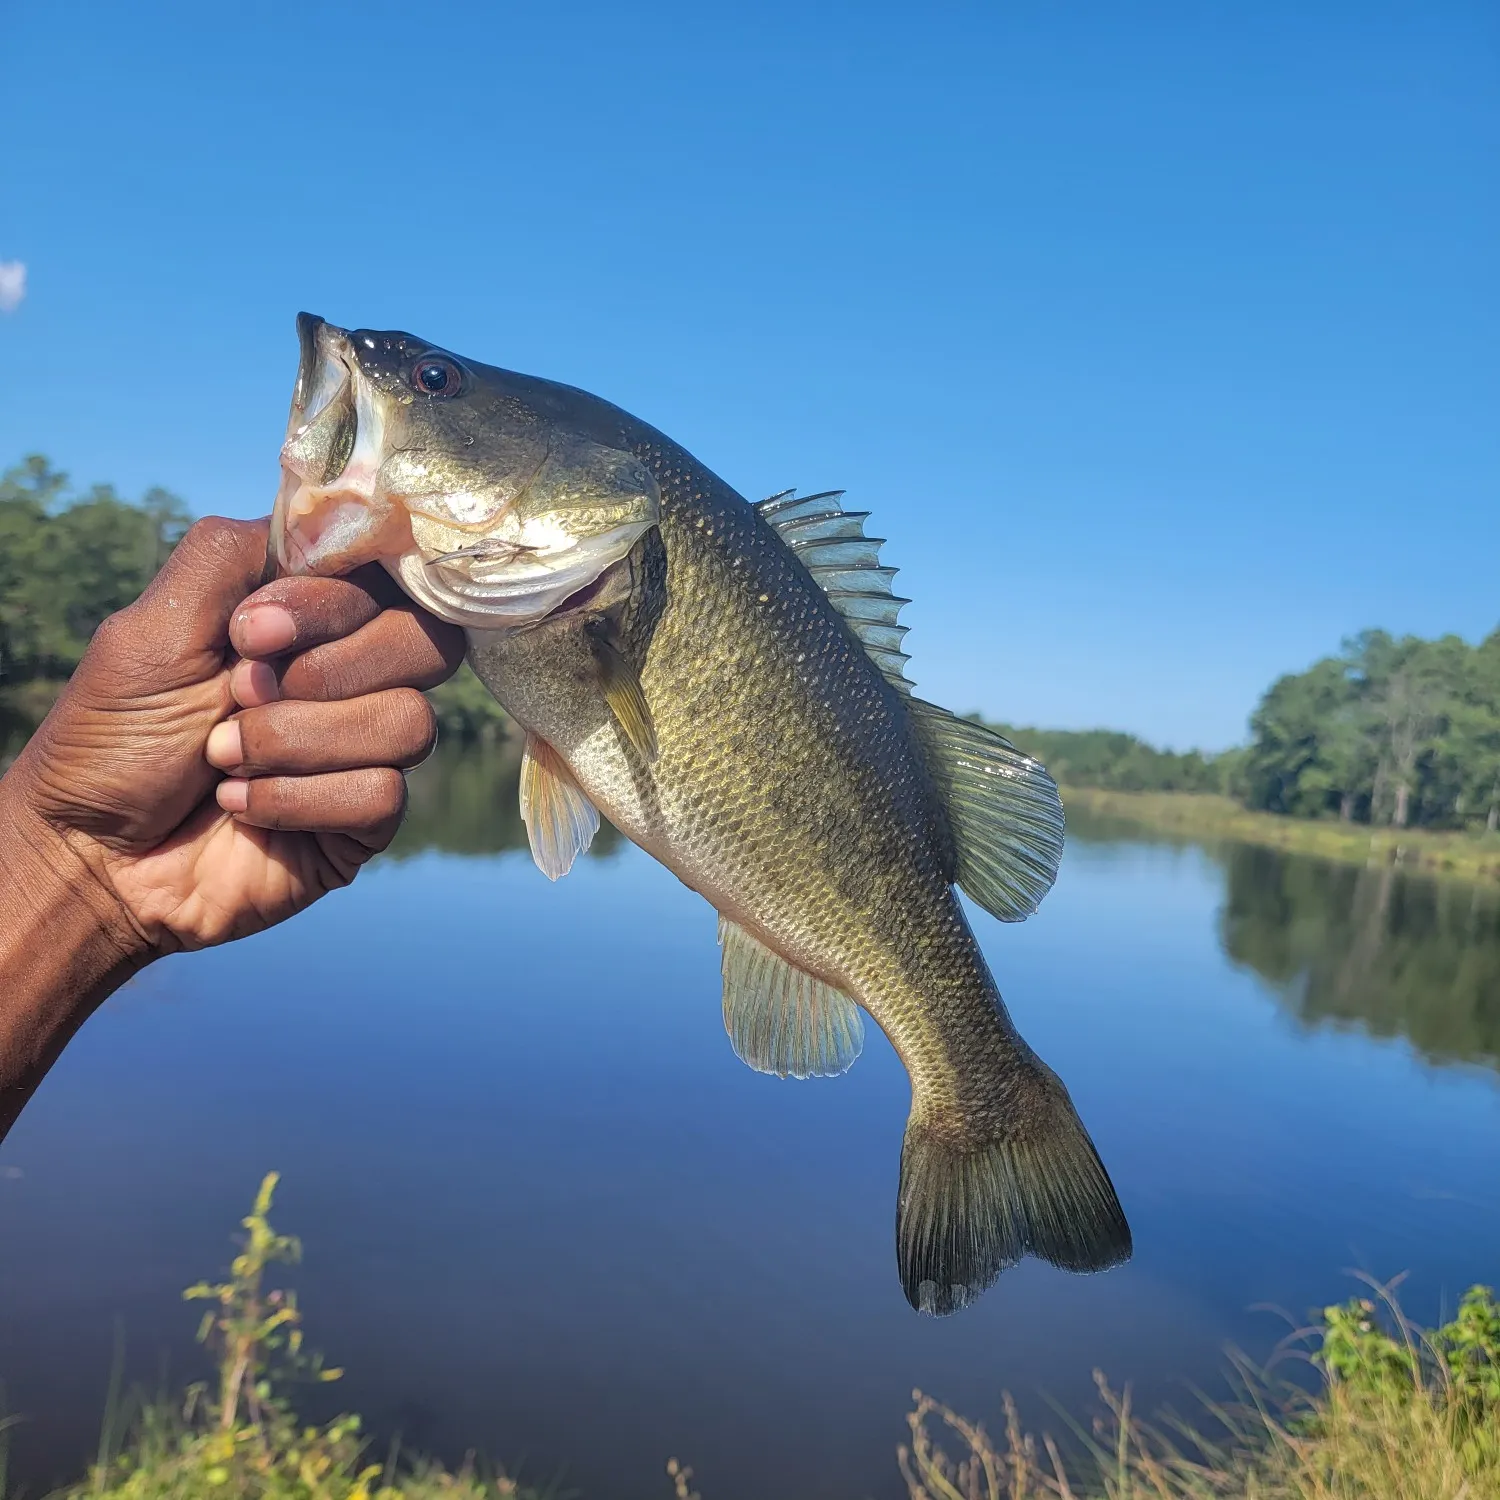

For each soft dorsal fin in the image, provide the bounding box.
[756,489,913,694]
[519,732,600,880]
[907,701,1064,922]
[718,915,865,1079]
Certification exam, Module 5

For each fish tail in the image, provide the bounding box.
[896,1061,1131,1315]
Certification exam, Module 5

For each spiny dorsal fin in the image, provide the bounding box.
[906,701,1064,922]
[756,489,913,694]
[519,732,600,880]
[718,914,865,1079]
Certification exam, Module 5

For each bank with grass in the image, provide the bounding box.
[1060,785,1500,884]
[9,1176,1495,1500]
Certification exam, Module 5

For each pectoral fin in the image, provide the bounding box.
[519,732,600,881]
[718,916,864,1079]
[590,633,658,762]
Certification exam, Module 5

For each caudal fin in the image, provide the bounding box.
[896,1065,1131,1315]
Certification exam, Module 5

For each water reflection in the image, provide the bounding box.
[391,740,623,861]
[409,760,1500,1074]
[1219,845,1500,1072]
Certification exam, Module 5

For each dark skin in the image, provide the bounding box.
[0,517,466,1141]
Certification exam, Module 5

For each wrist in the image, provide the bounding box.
[0,766,153,1136]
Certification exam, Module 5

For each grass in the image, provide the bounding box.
[1060,786,1500,885]
[41,1175,555,1500]
[901,1276,1500,1499]
[7,1179,1496,1500]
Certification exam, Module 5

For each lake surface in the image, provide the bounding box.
[3,747,1499,1498]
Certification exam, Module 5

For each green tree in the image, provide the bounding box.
[1244,628,1500,831]
[0,455,190,688]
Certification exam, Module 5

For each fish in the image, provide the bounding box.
[272,313,1131,1313]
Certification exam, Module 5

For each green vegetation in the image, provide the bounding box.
[1,456,190,755]
[903,1278,1500,1498]
[10,1179,1495,1500]
[983,723,1245,796]
[1244,630,1500,832]
[43,1174,552,1500]
[994,630,1500,885]
[995,629,1500,841]
[1061,787,1500,882]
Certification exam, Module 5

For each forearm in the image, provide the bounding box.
[0,773,150,1141]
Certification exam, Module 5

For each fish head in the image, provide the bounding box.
[273,313,660,627]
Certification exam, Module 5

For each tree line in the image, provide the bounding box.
[981,722,1243,797]
[4,455,1498,833]
[993,627,1500,833]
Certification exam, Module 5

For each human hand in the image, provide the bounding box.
[1,516,466,956]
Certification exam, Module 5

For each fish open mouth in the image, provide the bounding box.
[271,314,414,577]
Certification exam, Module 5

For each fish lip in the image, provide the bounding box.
[293,312,323,416]
[281,317,359,481]
[275,313,398,575]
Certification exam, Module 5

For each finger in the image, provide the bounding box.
[229,563,400,659]
[205,690,437,776]
[216,767,407,848]
[278,605,467,702]
[99,518,271,678]
[228,658,282,709]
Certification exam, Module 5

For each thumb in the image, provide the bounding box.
[129,517,272,666]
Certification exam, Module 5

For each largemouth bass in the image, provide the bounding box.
[272,314,1131,1313]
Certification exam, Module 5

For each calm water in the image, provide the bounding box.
[3,747,1499,1498]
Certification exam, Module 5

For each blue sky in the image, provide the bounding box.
[2,2,1495,749]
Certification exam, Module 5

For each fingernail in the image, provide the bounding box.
[235,604,297,656]
[205,720,243,770]
[231,659,281,708]
[216,779,249,813]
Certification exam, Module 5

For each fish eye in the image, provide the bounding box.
[412,355,463,397]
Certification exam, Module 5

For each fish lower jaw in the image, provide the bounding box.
[272,468,411,576]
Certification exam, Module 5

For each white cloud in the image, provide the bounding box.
[0,262,26,313]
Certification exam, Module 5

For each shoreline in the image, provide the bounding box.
[1060,786,1500,884]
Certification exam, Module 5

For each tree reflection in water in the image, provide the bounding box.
[1220,844,1500,1072]
[395,756,1500,1072]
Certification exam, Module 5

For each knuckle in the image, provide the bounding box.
[282,650,337,701]
[86,609,132,659]
[244,780,291,830]
[178,515,251,568]
[235,709,279,771]
[84,607,170,685]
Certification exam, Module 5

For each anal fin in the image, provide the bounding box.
[718,916,864,1079]
[519,732,600,881]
